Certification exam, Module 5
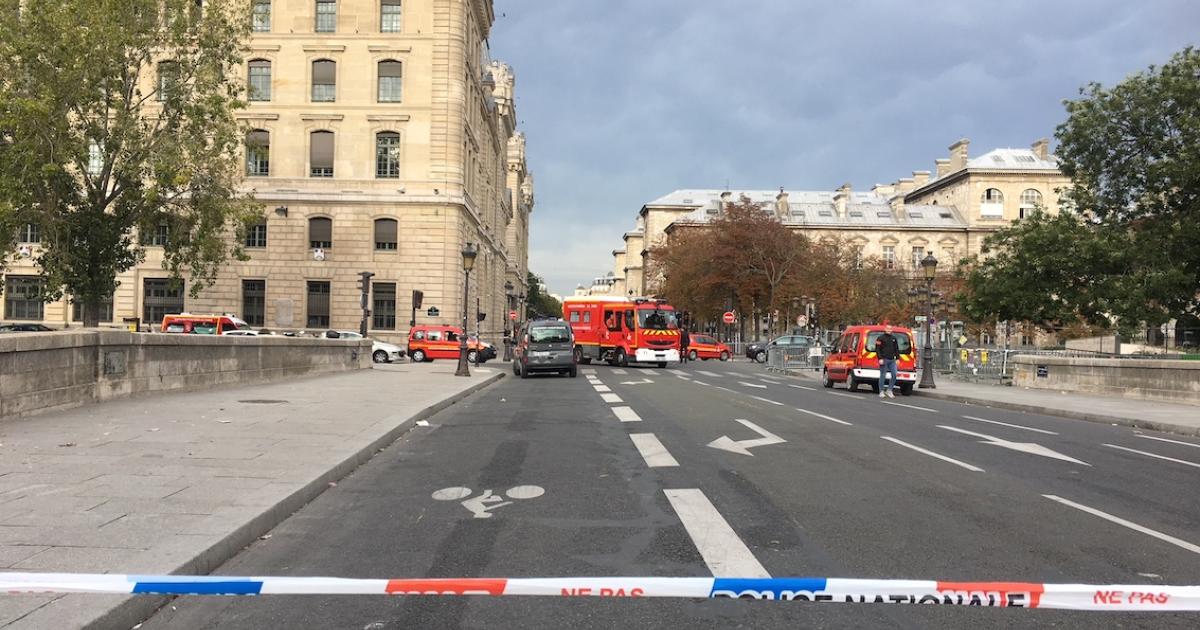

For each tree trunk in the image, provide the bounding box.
[82,299,101,328]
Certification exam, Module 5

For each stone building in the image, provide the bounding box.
[2,0,532,345]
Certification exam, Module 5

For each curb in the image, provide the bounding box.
[769,367,1199,438]
[85,371,505,630]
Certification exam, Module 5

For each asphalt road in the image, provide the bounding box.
[140,360,1200,629]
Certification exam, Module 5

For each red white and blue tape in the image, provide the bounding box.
[2,573,1198,611]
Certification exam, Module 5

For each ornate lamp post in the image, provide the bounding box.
[455,243,478,377]
[919,252,938,389]
[503,281,515,361]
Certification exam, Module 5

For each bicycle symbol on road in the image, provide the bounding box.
[432,485,545,519]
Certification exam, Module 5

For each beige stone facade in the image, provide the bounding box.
[2,0,532,346]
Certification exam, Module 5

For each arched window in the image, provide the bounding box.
[380,0,401,32]
[378,60,402,102]
[309,217,332,249]
[374,218,398,250]
[309,131,334,177]
[246,129,270,177]
[982,188,1004,203]
[311,59,336,102]
[1019,189,1042,219]
[980,188,1004,218]
[248,59,271,101]
[376,132,400,178]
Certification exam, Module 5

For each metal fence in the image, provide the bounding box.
[766,346,826,371]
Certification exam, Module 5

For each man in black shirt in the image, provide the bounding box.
[874,324,901,399]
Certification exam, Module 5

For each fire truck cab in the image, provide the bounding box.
[562,296,681,368]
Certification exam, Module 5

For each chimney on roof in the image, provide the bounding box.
[935,158,951,178]
[912,170,930,188]
[1031,137,1049,161]
[895,177,915,194]
[774,188,790,221]
[833,183,852,218]
[872,183,896,198]
[949,138,970,171]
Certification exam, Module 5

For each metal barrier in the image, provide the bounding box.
[767,346,825,371]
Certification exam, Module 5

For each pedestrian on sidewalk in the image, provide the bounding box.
[875,323,900,399]
[679,326,691,364]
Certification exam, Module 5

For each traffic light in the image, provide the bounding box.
[477,312,487,322]
[412,290,424,310]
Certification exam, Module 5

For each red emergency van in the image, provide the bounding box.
[562,296,681,368]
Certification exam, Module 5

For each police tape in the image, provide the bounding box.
[2,573,1199,611]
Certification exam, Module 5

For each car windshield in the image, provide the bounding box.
[777,336,810,346]
[530,326,571,343]
[637,309,678,330]
[866,331,913,354]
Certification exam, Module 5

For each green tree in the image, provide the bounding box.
[526,271,562,318]
[0,0,259,326]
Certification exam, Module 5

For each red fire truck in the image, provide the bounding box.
[562,296,682,368]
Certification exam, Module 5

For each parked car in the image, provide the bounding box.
[513,319,577,378]
[467,333,498,361]
[746,335,815,363]
[0,323,54,332]
[822,324,918,395]
[323,330,405,363]
[406,325,491,363]
[161,314,251,335]
[687,333,731,361]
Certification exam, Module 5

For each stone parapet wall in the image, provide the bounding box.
[0,331,371,419]
[1011,355,1200,405]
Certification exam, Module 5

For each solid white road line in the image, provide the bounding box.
[1103,443,1200,469]
[880,436,985,472]
[1043,495,1200,556]
[962,415,1058,435]
[612,368,628,375]
[795,408,852,426]
[664,489,771,578]
[749,395,784,406]
[738,381,768,389]
[827,391,859,399]
[600,393,624,404]
[697,370,722,378]
[789,384,816,391]
[630,433,680,467]
[881,401,938,413]
[1135,434,1200,450]
[611,406,642,423]
[592,385,612,393]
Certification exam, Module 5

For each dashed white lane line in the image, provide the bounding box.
[795,408,852,426]
[789,384,816,391]
[1103,443,1200,469]
[738,382,768,389]
[629,433,680,468]
[881,436,985,472]
[611,406,642,423]
[1044,495,1200,556]
[881,401,938,413]
[827,391,859,399]
[691,380,709,387]
[697,370,722,378]
[962,415,1058,435]
[1135,434,1200,450]
[664,489,771,578]
[749,395,784,407]
[593,385,612,393]
[581,368,597,374]
[758,377,782,384]
[675,374,691,380]
[600,393,624,404]
[612,368,628,375]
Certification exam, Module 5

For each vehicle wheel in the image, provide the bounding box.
[519,363,530,379]
[822,369,835,388]
[847,377,859,391]
[616,348,629,367]
[687,350,698,361]
[569,365,578,378]
[657,362,667,368]
[754,350,767,363]
[573,346,584,364]
[411,349,426,363]
[372,350,388,364]
[870,382,880,394]
[512,360,520,376]
[899,383,914,396]
[719,351,729,361]
[467,349,479,364]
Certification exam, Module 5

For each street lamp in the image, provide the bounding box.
[919,252,938,389]
[503,280,515,361]
[455,242,478,377]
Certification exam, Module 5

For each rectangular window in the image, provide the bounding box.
[310,132,334,177]
[315,0,336,32]
[242,280,266,327]
[252,0,271,32]
[245,223,267,248]
[143,278,184,324]
[378,61,402,102]
[72,296,114,323]
[911,246,925,270]
[381,0,401,32]
[246,130,270,176]
[147,222,169,247]
[17,223,40,243]
[882,245,895,270]
[374,219,397,251]
[569,311,580,323]
[306,281,331,328]
[157,62,179,102]
[311,60,336,102]
[1020,334,1034,347]
[375,133,400,178]
[87,140,103,176]
[4,276,44,321]
[248,61,271,101]
[372,282,396,330]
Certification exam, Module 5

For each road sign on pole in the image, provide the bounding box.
[722,311,736,324]
[509,310,518,321]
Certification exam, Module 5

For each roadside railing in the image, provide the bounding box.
[767,346,825,371]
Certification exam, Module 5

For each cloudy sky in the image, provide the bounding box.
[489,1,1198,296]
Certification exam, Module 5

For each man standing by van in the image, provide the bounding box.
[875,324,900,399]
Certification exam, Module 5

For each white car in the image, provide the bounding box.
[326,330,405,363]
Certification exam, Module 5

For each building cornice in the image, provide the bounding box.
[905,167,1065,200]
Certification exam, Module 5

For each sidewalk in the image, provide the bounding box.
[777,367,1200,437]
[0,362,503,629]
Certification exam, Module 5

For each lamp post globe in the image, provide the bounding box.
[455,243,478,377]
[919,253,938,389]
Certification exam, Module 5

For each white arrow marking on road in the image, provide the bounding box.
[939,425,1090,466]
[738,381,768,389]
[707,419,787,456]
[619,378,655,385]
